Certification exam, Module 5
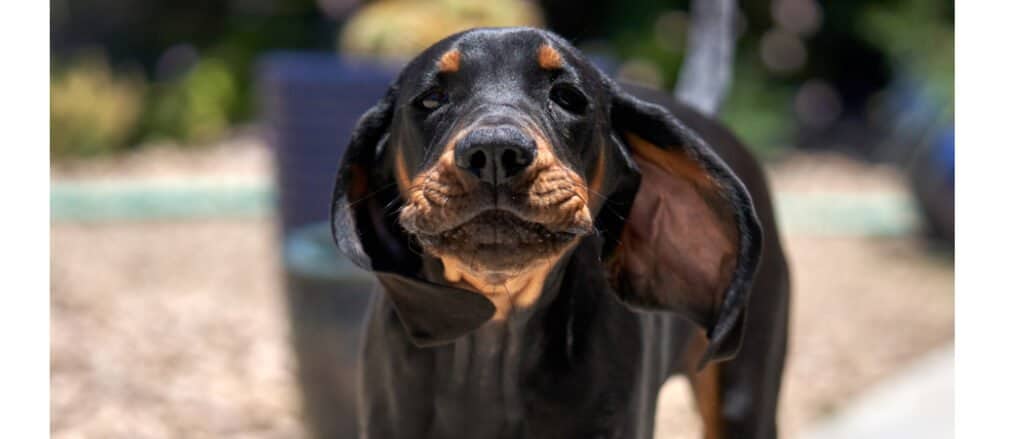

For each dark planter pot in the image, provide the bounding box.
[259,52,396,438]
[259,51,398,233]
[283,223,377,439]
[910,127,954,244]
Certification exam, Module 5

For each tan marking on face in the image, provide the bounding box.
[399,128,475,234]
[429,128,591,318]
[402,124,591,313]
[537,44,563,70]
[402,125,592,236]
[439,238,579,320]
[521,125,593,231]
[438,49,461,73]
[394,147,412,195]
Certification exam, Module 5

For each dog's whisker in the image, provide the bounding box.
[574,184,628,223]
[384,194,404,212]
[346,182,398,206]
[575,184,612,204]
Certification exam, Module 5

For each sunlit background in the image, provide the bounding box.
[51,1,953,438]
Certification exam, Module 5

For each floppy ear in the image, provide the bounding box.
[599,85,763,367]
[331,86,495,346]
[330,85,408,271]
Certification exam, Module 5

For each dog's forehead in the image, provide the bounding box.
[404,28,583,83]
[455,28,548,63]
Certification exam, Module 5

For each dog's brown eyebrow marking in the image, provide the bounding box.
[538,44,563,70]
[438,49,461,73]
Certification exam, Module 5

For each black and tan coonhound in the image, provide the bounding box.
[331,27,790,439]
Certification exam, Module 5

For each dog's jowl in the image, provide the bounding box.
[331,27,790,439]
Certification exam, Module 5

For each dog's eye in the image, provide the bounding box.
[417,88,449,111]
[549,84,588,114]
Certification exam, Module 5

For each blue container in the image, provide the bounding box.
[259,52,398,232]
[259,52,395,438]
[282,222,377,439]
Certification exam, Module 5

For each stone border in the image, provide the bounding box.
[51,180,919,236]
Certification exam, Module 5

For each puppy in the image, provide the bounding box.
[332,27,789,439]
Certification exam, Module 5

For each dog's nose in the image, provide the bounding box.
[454,126,536,185]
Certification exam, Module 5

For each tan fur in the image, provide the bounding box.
[537,44,563,70]
[439,247,568,320]
[624,132,719,191]
[401,124,592,236]
[438,49,461,73]
[521,125,592,230]
[685,334,725,439]
[400,124,592,317]
[606,132,739,324]
[430,128,590,318]
[394,147,412,195]
[588,144,605,210]
[400,130,474,234]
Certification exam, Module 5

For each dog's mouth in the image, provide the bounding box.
[433,209,579,246]
[398,134,595,275]
[416,209,581,272]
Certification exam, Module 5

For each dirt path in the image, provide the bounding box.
[51,224,952,439]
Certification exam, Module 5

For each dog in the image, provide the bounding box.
[331,27,789,439]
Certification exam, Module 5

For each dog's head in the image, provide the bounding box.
[332,28,761,363]
[334,28,622,287]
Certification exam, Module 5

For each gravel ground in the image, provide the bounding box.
[51,220,302,439]
[50,146,954,438]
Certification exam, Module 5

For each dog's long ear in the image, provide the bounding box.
[331,85,495,346]
[330,85,418,273]
[599,84,763,367]
[331,86,395,269]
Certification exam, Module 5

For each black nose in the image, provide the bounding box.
[454,126,536,185]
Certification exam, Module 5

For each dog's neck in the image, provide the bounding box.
[419,244,585,423]
[437,256,552,320]
[438,252,552,317]
[433,237,581,321]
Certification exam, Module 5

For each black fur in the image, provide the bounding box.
[330,27,789,439]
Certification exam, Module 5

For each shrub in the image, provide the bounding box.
[341,0,543,62]
[141,58,239,145]
[50,51,145,158]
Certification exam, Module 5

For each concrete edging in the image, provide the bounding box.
[50,180,919,236]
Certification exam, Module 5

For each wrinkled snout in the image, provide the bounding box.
[454,126,537,185]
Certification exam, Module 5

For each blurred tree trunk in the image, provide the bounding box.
[674,0,736,116]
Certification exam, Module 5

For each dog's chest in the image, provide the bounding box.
[360,265,688,439]
[422,306,673,439]
[428,321,530,437]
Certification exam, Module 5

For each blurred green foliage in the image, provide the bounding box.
[51,51,246,158]
[859,0,954,117]
[597,0,952,157]
[141,58,239,144]
[341,0,542,61]
[51,0,333,159]
[50,0,953,160]
[719,58,795,159]
[51,52,145,157]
